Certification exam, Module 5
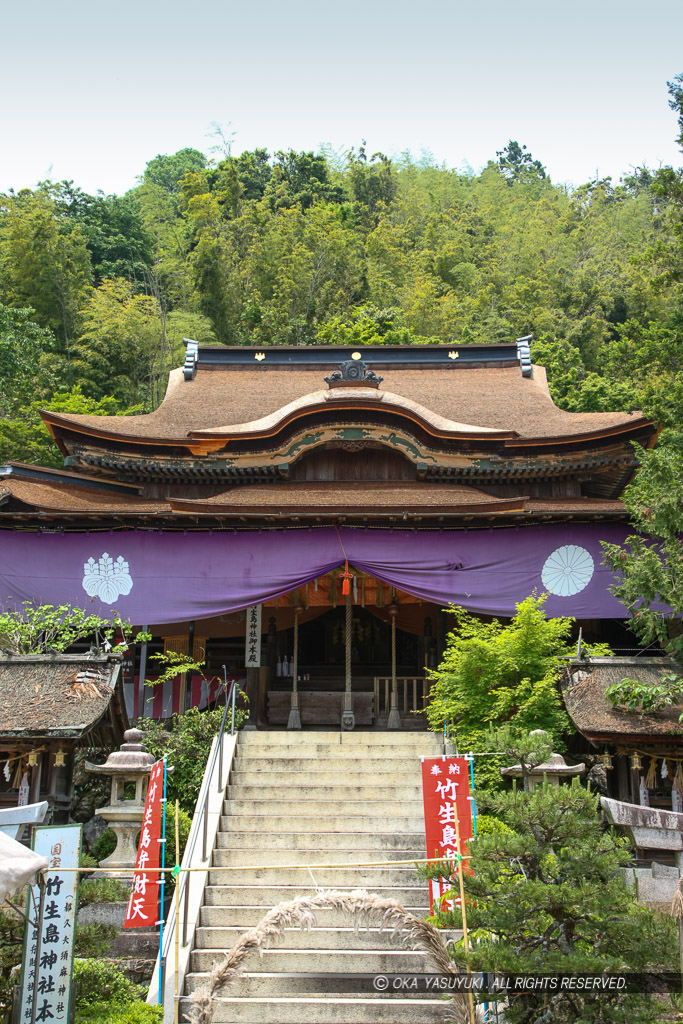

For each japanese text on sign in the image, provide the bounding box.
[245,604,262,668]
[124,758,165,929]
[19,825,82,1024]
[421,756,472,915]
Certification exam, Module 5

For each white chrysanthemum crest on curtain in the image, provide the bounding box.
[541,545,594,597]
[82,553,133,604]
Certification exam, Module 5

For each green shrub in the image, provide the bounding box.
[79,848,98,872]
[74,924,119,958]
[165,806,192,888]
[0,909,24,1012]
[92,828,117,862]
[474,813,513,836]
[76,1002,162,1024]
[139,705,244,814]
[74,959,146,1007]
[78,876,130,907]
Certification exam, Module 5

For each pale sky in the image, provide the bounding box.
[1,0,681,195]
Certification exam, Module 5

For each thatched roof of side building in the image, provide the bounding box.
[562,657,683,745]
[0,654,127,746]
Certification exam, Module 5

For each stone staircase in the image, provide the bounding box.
[180,728,457,1023]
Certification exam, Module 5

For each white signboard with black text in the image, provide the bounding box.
[19,825,82,1024]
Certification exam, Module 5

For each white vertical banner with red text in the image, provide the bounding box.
[19,825,82,1024]
[124,758,165,928]
[421,756,472,914]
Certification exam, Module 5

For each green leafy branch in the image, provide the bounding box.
[0,601,149,656]
[606,673,683,719]
[145,649,213,688]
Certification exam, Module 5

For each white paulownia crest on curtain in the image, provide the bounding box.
[82,553,133,604]
[245,604,262,668]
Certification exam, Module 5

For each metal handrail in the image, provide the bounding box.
[160,667,239,958]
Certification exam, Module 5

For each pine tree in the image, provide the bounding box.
[431,777,676,1023]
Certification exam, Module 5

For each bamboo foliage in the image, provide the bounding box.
[186,888,470,1024]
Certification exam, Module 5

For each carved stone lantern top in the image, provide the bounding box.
[85,727,156,777]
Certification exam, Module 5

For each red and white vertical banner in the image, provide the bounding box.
[124,758,165,928]
[421,756,473,914]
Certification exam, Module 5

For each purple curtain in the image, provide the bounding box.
[0,524,630,626]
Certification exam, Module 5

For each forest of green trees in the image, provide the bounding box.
[1,79,682,468]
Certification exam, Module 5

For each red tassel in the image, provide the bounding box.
[340,559,353,596]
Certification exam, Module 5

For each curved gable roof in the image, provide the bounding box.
[42,360,653,450]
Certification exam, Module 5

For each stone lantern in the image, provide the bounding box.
[500,730,585,792]
[85,728,158,877]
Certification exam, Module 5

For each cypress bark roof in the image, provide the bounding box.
[0,471,627,519]
[42,360,652,448]
[0,655,127,743]
[562,658,683,743]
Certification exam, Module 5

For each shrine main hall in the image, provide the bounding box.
[0,341,656,728]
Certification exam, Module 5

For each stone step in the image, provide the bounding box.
[226,784,423,801]
[199,906,434,929]
[215,832,426,853]
[224,800,422,817]
[184,973,438,999]
[178,995,453,1022]
[239,731,442,747]
[216,831,426,852]
[373,718,431,731]
[228,770,420,787]
[220,814,425,833]
[203,885,429,908]
[235,745,436,760]
[233,757,425,773]
[189,948,437,975]
[194,924,461,949]
[212,848,426,866]
[207,867,421,888]
[181,731,448,1022]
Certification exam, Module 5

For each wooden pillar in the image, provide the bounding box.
[136,628,149,722]
[29,751,43,805]
[616,755,629,801]
[257,667,269,728]
[181,620,195,712]
[436,609,448,664]
[244,668,258,729]
[629,763,641,805]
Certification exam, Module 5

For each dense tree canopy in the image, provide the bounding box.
[0,77,682,472]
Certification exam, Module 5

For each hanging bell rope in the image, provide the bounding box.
[345,592,352,694]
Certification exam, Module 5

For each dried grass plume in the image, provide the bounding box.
[186,888,471,1024]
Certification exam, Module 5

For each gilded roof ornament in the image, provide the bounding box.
[324,359,384,389]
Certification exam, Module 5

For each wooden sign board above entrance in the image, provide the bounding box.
[245,604,262,667]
